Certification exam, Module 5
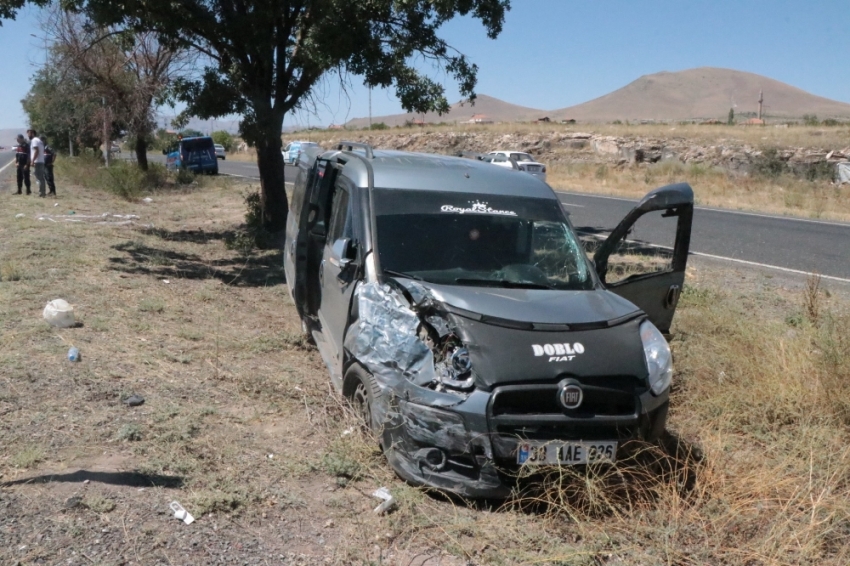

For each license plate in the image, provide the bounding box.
[517,441,617,465]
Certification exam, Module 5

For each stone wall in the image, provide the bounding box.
[319,131,850,178]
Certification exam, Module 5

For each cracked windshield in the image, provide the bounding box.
[374,189,593,290]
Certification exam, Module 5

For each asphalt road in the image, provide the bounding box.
[145,151,297,182]
[4,149,848,281]
[559,191,850,282]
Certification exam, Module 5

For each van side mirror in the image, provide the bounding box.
[330,238,356,269]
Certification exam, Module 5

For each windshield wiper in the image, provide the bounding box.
[454,278,553,290]
[382,269,423,281]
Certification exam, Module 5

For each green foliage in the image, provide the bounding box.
[78,0,509,231]
[727,107,735,125]
[21,60,106,154]
[56,153,169,198]
[752,147,787,178]
[211,130,234,151]
[368,122,389,130]
[821,118,842,127]
[225,190,275,252]
[150,128,179,151]
[802,114,820,126]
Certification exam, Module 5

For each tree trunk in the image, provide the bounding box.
[135,136,149,170]
[255,130,288,235]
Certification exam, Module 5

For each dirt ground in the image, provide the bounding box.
[1,175,849,565]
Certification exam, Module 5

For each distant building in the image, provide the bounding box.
[536,116,551,123]
[744,118,765,126]
[464,114,493,124]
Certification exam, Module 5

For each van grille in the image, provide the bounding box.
[490,376,642,419]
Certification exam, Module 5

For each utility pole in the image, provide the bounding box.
[758,90,763,121]
[369,87,372,130]
[103,97,110,168]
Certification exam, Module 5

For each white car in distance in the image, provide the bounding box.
[487,151,547,182]
[214,144,226,160]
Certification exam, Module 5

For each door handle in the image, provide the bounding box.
[665,285,681,309]
[319,260,325,287]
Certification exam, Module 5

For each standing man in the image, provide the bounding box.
[42,135,56,196]
[27,129,46,198]
[14,134,31,195]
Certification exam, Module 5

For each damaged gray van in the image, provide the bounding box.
[284,142,693,498]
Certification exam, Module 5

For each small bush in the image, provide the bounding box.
[82,495,116,513]
[752,147,787,178]
[117,424,142,441]
[176,167,195,185]
[225,190,275,252]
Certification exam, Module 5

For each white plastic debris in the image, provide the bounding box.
[54,203,59,207]
[142,197,153,203]
[15,213,25,218]
[371,487,396,515]
[341,427,354,437]
[169,501,195,525]
[43,299,76,328]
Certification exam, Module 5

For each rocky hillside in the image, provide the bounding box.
[319,130,850,178]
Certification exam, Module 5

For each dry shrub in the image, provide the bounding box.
[491,282,850,564]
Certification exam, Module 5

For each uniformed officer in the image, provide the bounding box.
[42,135,56,196]
[14,134,31,195]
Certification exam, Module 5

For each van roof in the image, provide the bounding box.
[334,149,555,199]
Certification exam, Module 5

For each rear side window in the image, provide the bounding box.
[327,187,352,243]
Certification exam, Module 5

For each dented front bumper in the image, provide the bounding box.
[377,386,669,499]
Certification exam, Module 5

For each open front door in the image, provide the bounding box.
[291,158,338,319]
[593,183,694,334]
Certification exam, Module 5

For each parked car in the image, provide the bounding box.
[486,150,547,182]
[163,136,219,174]
[284,141,693,498]
[283,140,321,165]
[214,144,226,160]
[109,142,122,154]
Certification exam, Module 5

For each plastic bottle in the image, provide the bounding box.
[68,347,81,362]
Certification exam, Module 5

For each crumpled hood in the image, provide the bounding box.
[402,281,640,326]
[397,280,648,388]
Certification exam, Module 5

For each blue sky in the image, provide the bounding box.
[1,1,848,130]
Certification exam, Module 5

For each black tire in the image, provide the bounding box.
[343,364,380,435]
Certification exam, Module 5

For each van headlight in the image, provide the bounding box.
[640,320,672,395]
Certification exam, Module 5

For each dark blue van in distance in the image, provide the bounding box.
[164,136,219,174]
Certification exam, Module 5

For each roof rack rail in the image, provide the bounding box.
[337,141,374,159]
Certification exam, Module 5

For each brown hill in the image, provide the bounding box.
[344,94,546,128]
[551,67,850,122]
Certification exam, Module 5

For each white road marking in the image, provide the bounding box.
[0,159,15,174]
[557,190,850,228]
[576,230,850,284]
[560,202,585,208]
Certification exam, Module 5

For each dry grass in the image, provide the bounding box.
[1,167,849,564]
[301,123,850,221]
[307,121,850,152]
[548,159,850,221]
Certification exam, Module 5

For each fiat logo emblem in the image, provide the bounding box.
[559,383,583,409]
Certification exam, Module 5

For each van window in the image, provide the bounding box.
[327,187,352,243]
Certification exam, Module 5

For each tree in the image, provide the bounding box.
[45,10,193,170]
[727,108,735,125]
[21,53,108,154]
[71,0,510,233]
